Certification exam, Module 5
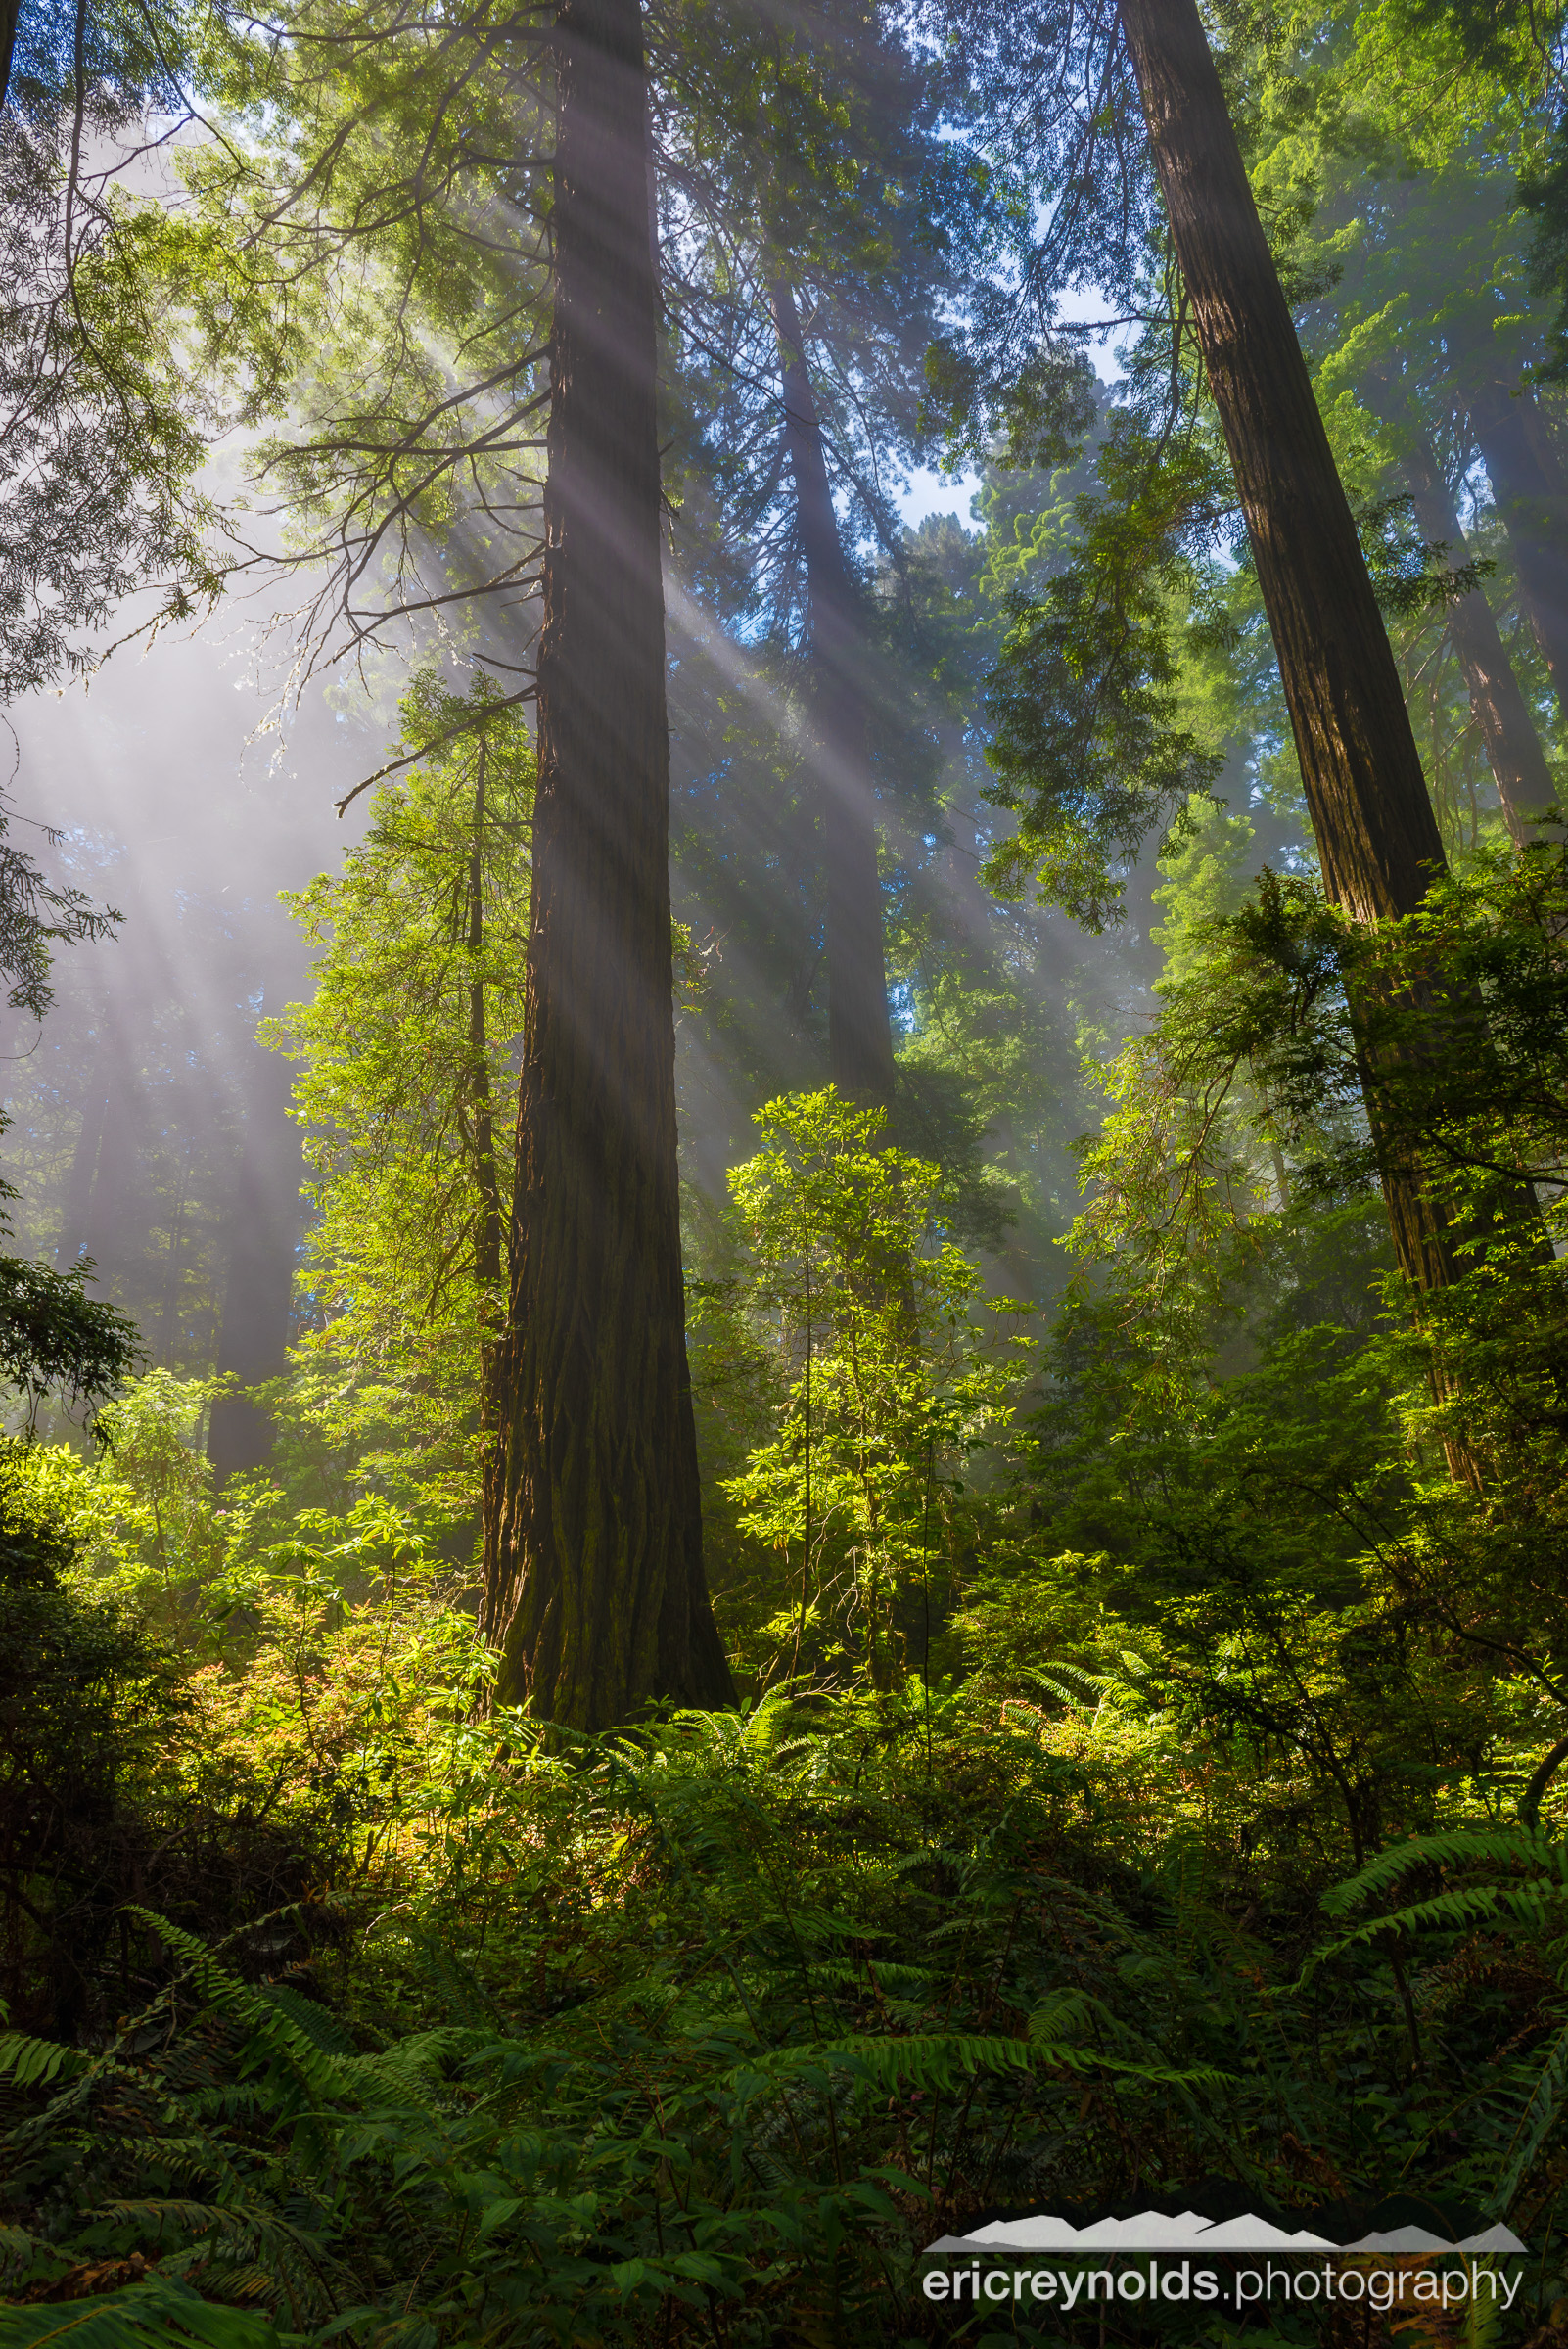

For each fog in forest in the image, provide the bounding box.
[0,601,369,1461]
[14,2,1568,2315]
[2,480,1190,1476]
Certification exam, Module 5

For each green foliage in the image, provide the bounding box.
[1,0,296,700]
[8,1689,1568,2340]
[0,1252,138,1427]
[0,1438,188,2035]
[0,1093,138,1435]
[1058,838,1568,1408]
[0,2279,276,2347]
[264,675,531,1528]
[19,6,1568,2342]
[186,0,554,674]
[86,1373,228,1654]
[984,416,1231,927]
[695,1089,1034,1689]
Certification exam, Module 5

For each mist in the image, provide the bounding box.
[0,598,380,1460]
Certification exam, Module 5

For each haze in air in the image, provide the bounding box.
[2,0,1568,2336]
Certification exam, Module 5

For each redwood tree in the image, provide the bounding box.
[1398,425,1553,846]
[940,0,1516,1296]
[1116,0,1494,1292]
[770,276,897,1109]
[1468,379,1568,725]
[483,0,731,1727]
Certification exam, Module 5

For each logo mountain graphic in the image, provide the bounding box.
[922,2211,1528,2258]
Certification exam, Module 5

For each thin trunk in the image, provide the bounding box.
[770,276,897,1110]
[1119,0,1467,1296]
[468,742,503,1292]
[1268,1132,1291,1207]
[1405,447,1552,847]
[1469,382,1568,725]
[467,741,506,1618]
[939,720,996,957]
[57,1071,107,1267]
[1363,381,1555,845]
[208,1002,302,1482]
[0,0,19,109]
[159,1150,191,1360]
[80,1055,135,1279]
[484,0,731,1727]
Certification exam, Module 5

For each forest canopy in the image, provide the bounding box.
[3,0,1568,2342]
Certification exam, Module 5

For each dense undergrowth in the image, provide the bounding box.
[10,1671,1568,2349]
[5,845,1568,2345]
[6,1498,1568,2344]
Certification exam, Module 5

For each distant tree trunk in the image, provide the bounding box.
[484,0,731,1727]
[770,276,897,1110]
[208,1015,301,1481]
[1404,439,1553,846]
[465,740,507,1627]
[77,1030,138,1286]
[1469,383,1568,725]
[56,1070,108,1267]
[159,1146,193,1360]
[937,719,996,955]
[1119,0,1470,1297]
[1364,372,1555,843]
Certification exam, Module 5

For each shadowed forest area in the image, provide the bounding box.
[6,0,1568,2340]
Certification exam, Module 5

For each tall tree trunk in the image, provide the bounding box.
[77,1010,137,1285]
[1469,382,1568,725]
[484,0,731,1727]
[466,740,507,1632]
[1407,456,1552,848]
[770,276,897,1110]
[56,1066,108,1268]
[1119,0,1467,1296]
[937,719,996,957]
[1364,379,1554,845]
[208,1004,302,1481]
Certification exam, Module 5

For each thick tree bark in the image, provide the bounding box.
[1469,383,1568,728]
[770,277,897,1109]
[1118,0,1466,1295]
[484,0,731,1727]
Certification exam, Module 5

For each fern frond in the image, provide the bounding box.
[1028,1989,1101,2042]
[0,2223,38,2273]
[123,1913,357,2107]
[807,2032,1223,2094]
[0,2280,277,2347]
[254,1987,358,2059]
[1493,2016,1568,2215]
[1319,1828,1567,1917]
[1313,1883,1547,1969]
[0,2034,86,2089]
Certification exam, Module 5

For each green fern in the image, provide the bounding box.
[1319,1827,1568,1916]
[0,2035,86,2090]
[1493,2016,1568,2217]
[253,1985,357,2058]
[121,1913,359,2109]
[0,2280,276,2347]
[809,2030,1225,2093]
